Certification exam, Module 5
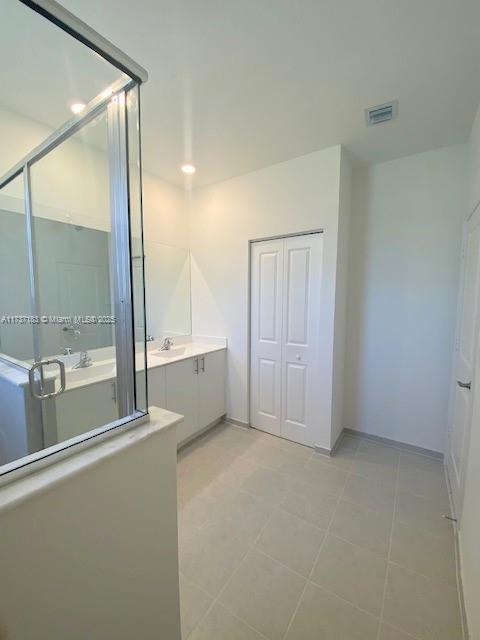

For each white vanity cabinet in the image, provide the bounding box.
[145,366,166,409]
[165,350,226,446]
[197,350,227,428]
[55,379,118,443]
[54,347,226,448]
[165,358,198,444]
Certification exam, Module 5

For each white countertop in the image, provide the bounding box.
[148,341,225,367]
[0,336,227,392]
[65,340,226,391]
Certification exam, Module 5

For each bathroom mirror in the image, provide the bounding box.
[144,241,192,338]
[0,215,193,361]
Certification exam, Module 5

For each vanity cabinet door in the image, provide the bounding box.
[145,366,166,410]
[198,350,226,428]
[165,357,198,445]
[55,379,118,443]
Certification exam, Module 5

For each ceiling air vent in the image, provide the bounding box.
[365,100,398,126]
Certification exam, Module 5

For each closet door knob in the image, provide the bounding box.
[296,355,301,361]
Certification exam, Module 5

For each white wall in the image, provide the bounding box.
[189,145,345,448]
[142,171,188,249]
[345,144,468,453]
[144,241,191,337]
[331,149,352,446]
[468,106,480,214]
[141,172,191,338]
[0,408,181,640]
[458,105,480,640]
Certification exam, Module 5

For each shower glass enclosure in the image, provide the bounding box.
[0,0,149,474]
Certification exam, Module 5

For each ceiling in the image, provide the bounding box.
[4,0,480,187]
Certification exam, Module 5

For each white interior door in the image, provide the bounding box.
[281,234,322,446]
[250,233,323,446]
[447,205,480,519]
[250,239,284,436]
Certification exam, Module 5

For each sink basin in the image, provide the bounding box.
[66,361,116,384]
[152,346,187,359]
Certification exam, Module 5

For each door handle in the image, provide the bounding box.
[194,358,199,374]
[201,356,205,372]
[457,380,471,390]
[28,359,66,399]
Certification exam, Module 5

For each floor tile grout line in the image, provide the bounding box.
[386,559,458,591]
[178,573,216,640]
[281,445,357,640]
[208,510,279,638]
[180,499,276,638]
[250,544,387,625]
[376,446,401,640]
[214,604,272,640]
[381,621,422,640]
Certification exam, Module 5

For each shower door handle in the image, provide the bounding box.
[28,359,66,400]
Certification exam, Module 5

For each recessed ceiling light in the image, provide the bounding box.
[181,163,196,175]
[70,102,86,115]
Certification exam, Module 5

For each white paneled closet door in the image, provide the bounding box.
[250,233,323,447]
[281,234,322,446]
[250,239,284,436]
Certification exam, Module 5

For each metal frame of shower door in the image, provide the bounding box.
[18,0,148,84]
[22,164,45,428]
[0,75,136,191]
[107,91,136,417]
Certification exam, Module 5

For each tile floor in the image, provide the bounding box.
[177,422,463,640]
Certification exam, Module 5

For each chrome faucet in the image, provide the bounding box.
[72,351,92,369]
[160,337,174,351]
[146,334,155,342]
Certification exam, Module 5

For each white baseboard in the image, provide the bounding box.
[224,416,251,428]
[177,416,225,450]
[343,427,444,459]
[444,464,469,639]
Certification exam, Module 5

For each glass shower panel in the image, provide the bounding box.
[0,172,34,365]
[0,0,148,476]
[29,109,128,445]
